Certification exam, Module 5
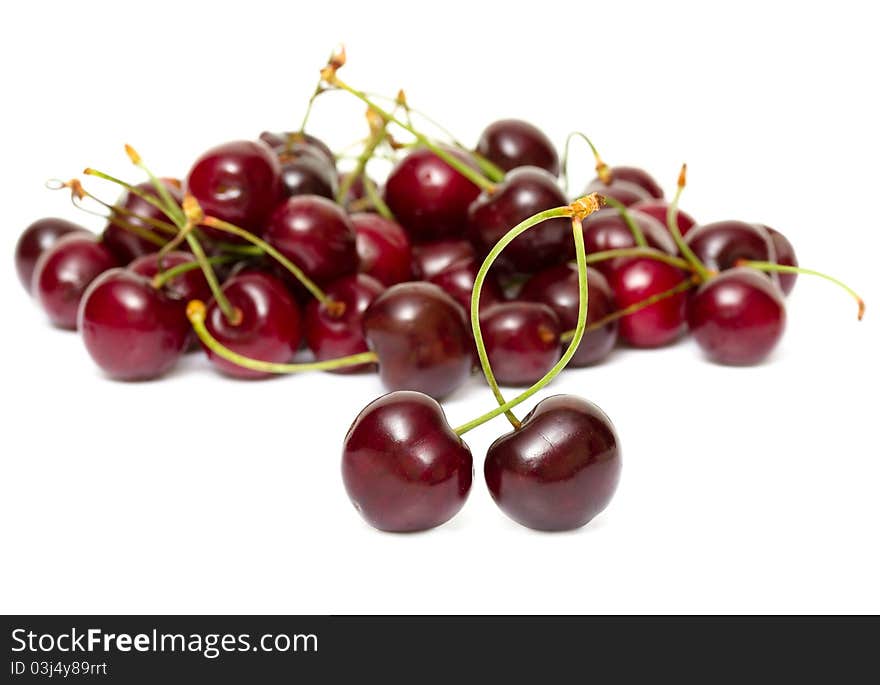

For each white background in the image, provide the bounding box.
[1,0,878,614]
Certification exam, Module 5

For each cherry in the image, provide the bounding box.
[685,220,775,272]
[383,147,481,242]
[584,178,652,206]
[202,271,302,379]
[631,199,697,237]
[412,239,475,280]
[128,251,211,304]
[259,131,335,167]
[475,119,560,176]
[688,267,786,365]
[468,166,571,273]
[32,232,118,329]
[304,274,385,373]
[479,302,561,386]
[595,166,664,199]
[351,212,413,286]
[362,282,472,399]
[264,195,358,285]
[279,145,338,200]
[581,207,677,278]
[520,264,618,366]
[608,257,688,347]
[427,256,503,315]
[485,394,621,531]
[15,217,87,293]
[342,391,473,532]
[185,140,282,236]
[763,225,798,295]
[78,269,190,380]
[101,179,182,263]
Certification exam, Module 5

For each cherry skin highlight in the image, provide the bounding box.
[475,119,560,176]
[264,195,358,285]
[427,256,504,315]
[412,239,475,280]
[485,394,621,531]
[202,271,302,380]
[342,391,473,532]
[362,282,472,399]
[279,145,338,200]
[78,269,190,380]
[631,199,697,237]
[383,147,481,242]
[609,258,688,347]
[304,274,385,373]
[763,225,798,295]
[101,179,183,263]
[185,140,282,236]
[32,232,118,330]
[479,302,562,386]
[15,217,87,293]
[688,267,786,365]
[351,213,413,286]
[468,166,571,273]
[520,264,618,366]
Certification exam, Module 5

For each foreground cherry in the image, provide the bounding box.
[79,269,190,380]
[609,258,689,347]
[485,395,621,531]
[342,391,473,532]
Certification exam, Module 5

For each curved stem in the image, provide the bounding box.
[561,131,611,196]
[325,75,496,193]
[83,169,180,229]
[152,255,238,289]
[603,196,647,247]
[184,233,239,324]
[666,164,711,281]
[738,261,865,320]
[337,107,392,204]
[455,198,600,436]
[187,301,378,371]
[361,175,394,220]
[585,247,691,270]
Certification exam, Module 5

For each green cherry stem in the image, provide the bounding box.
[737,261,866,320]
[454,195,602,436]
[124,144,186,227]
[561,131,612,196]
[361,175,394,220]
[666,164,711,281]
[151,255,238,289]
[584,246,692,271]
[603,196,648,247]
[337,105,394,205]
[186,300,378,371]
[82,169,181,233]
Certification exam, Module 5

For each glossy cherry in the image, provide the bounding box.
[412,239,475,280]
[15,217,87,293]
[763,225,798,295]
[264,195,358,284]
[593,166,663,199]
[631,199,697,237]
[279,145,338,200]
[485,395,621,531]
[685,220,777,273]
[427,256,503,315]
[78,269,190,380]
[688,268,786,365]
[342,391,473,532]
[475,119,560,176]
[304,274,385,373]
[584,178,652,206]
[608,257,688,347]
[468,166,570,273]
[383,147,481,242]
[128,251,212,304]
[259,131,335,167]
[351,213,413,286]
[520,264,618,366]
[185,140,282,236]
[101,179,182,263]
[32,232,118,329]
[362,282,472,399]
[479,302,561,386]
[202,271,302,379]
[581,207,677,278]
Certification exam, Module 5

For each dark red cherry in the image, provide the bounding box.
[608,257,688,347]
[128,251,211,304]
[362,282,472,399]
[78,269,189,380]
[485,394,621,531]
[351,213,413,286]
[688,267,786,365]
[202,271,301,379]
[383,147,481,242]
[475,119,560,176]
[631,199,697,237]
[279,145,338,200]
[584,178,652,206]
[581,207,677,278]
[479,302,561,386]
[762,225,798,295]
[412,239,475,280]
[468,166,570,273]
[259,131,335,167]
[32,232,118,330]
[101,179,182,263]
[593,166,663,199]
[685,220,776,273]
[342,391,473,532]
[15,217,87,293]
[304,274,385,373]
[264,195,358,284]
[427,257,503,315]
[185,140,282,236]
[520,264,618,366]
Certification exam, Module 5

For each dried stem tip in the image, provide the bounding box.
[182,193,204,226]
[186,299,206,322]
[570,193,605,222]
[678,163,688,189]
[124,144,142,165]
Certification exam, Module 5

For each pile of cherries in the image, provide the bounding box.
[14,52,862,534]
